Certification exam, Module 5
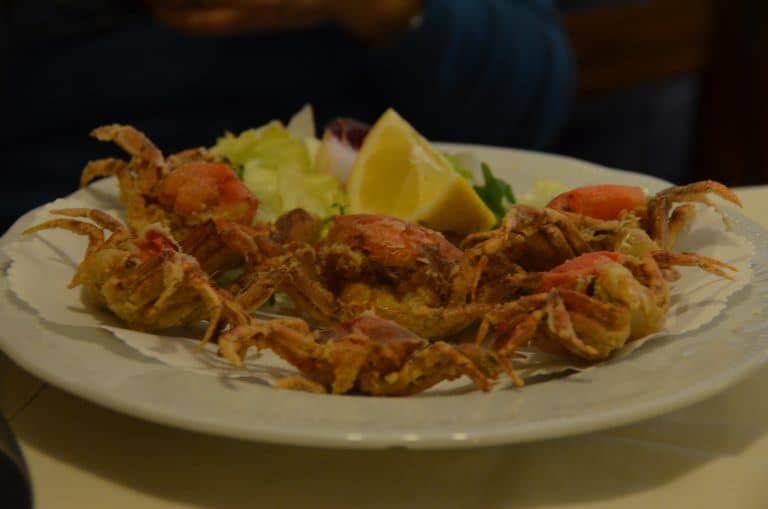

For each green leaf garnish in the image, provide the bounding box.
[473,163,516,221]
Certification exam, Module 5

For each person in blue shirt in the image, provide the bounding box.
[1,0,574,232]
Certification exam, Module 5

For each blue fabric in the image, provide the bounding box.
[1,1,574,231]
[372,0,574,148]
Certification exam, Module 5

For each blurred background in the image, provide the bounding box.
[556,0,767,188]
[1,0,766,233]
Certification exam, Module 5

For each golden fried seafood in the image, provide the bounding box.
[218,314,521,395]
[80,124,259,239]
[179,209,323,311]
[24,209,248,344]
[462,200,737,281]
[265,214,502,338]
[475,251,670,361]
[546,181,741,249]
[179,208,321,276]
[54,121,745,395]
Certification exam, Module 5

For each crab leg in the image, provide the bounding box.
[24,219,105,253]
[146,256,187,323]
[475,294,548,346]
[371,302,493,340]
[556,289,632,358]
[50,208,127,233]
[24,218,111,288]
[278,250,339,322]
[80,158,128,188]
[651,250,736,280]
[218,315,521,396]
[90,124,164,166]
[481,290,609,360]
[647,180,743,245]
[357,342,490,395]
[666,203,695,247]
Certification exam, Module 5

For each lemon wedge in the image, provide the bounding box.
[347,109,496,233]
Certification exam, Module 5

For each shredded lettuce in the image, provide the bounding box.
[211,121,347,223]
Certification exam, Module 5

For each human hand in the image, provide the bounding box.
[149,0,424,42]
[149,0,331,35]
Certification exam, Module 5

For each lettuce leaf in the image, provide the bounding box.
[212,122,346,222]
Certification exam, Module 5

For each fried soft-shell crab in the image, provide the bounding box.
[476,251,671,361]
[24,208,248,344]
[80,124,259,241]
[219,313,522,396]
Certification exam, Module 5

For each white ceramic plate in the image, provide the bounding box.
[2,145,767,450]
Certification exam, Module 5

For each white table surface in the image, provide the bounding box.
[3,186,768,509]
